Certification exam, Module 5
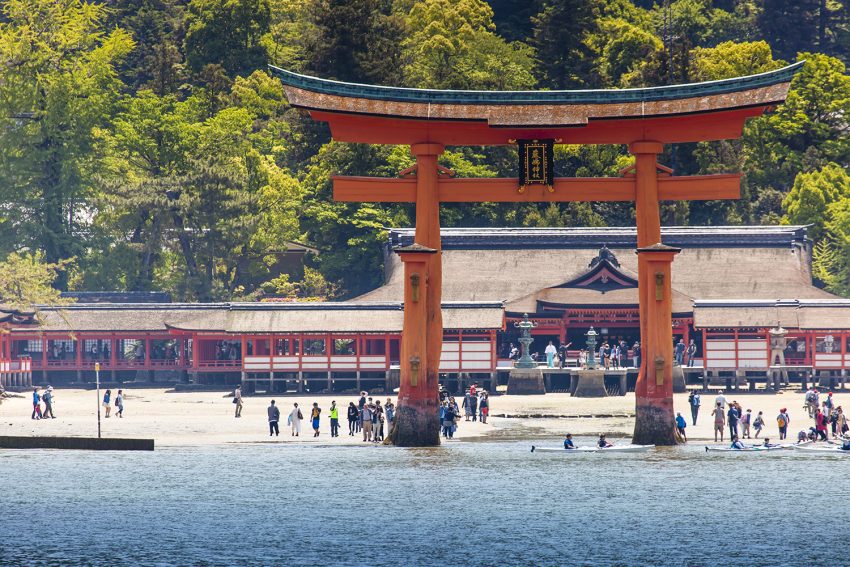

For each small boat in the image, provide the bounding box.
[791,444,850,454]
[705,440,812,452]
[531,444,655,454]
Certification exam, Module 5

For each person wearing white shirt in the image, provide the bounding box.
[288,403,302,436]
[715,391,727,410]
[545,341,557,368]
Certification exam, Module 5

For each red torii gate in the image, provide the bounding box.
[272,63,802,446]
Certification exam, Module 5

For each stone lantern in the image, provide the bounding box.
[585,326,599,370]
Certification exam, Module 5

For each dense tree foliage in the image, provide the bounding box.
[2,0,850,299]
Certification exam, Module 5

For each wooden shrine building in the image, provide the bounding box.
[4,225,850,394]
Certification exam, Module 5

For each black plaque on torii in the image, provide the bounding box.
[517,139,555,193]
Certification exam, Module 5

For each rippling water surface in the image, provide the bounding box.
[1,440,845,566]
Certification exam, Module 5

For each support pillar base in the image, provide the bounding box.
[388,402,440,447]
[633,397,679,446]
[572,370,607,397]
[507,368,545,395]
[672,366,686,393]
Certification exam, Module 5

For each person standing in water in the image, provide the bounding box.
[289,403,303,437]
[267,400,280,437]
[310,402,322,437]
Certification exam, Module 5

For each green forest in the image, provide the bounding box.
[3,0,850,303]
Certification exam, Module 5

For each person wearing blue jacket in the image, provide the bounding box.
[675,412,687,441]
[31,388,41,420]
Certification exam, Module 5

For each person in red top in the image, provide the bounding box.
[469,383,477,396]
[815,409,829,441]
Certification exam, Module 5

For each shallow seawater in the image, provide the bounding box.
[0,439,845,566]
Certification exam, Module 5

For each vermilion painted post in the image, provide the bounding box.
[392,244,440,446]
[630,141,681,446]
[411,142,444,393]
[384,143,445,446]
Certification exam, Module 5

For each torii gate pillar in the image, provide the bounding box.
[391,143,445,447]
[631,141,680,445]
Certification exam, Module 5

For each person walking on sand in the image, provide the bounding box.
[715,390,727,410]
[329,401,339,437]
[469,391,478,422]
[777,408,790,440]
[233,385,243,418]
[462,392,473,421]
[267,400,280,437]
[741,409,752,439]
[102,389,111,418]
[311,402,321,437]
[688,390,701,425]
[479,392,489,423]
[711,402,726,442]
[42,386,56,419]
[675,412,687,441]
[31,387,42,420]
[347,402,358,436]
[115,390,124,418]
[289,403,303,437]
[753,411,765,438]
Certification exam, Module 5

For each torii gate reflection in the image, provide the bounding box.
[272,63,803,446]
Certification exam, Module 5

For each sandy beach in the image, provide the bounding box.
[0,387,838,446]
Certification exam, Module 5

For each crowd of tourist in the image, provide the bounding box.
[261,391,397,442]
[29,385,125,421]
[252,384,489,441]
[686,388,849,445]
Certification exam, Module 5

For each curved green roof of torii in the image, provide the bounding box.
[268,62,803,106]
